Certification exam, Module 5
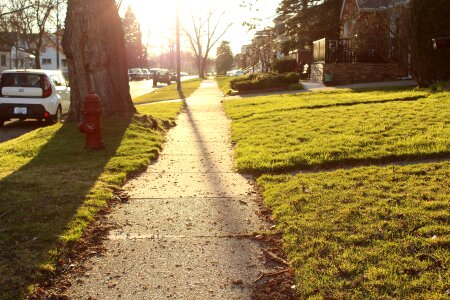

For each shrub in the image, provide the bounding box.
[272,58,298,73]
[287,83,304,91]
[430,81,450,92]
[230,72,300,92]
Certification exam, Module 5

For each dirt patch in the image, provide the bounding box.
[251,234,297,300]
[248,182,298,300]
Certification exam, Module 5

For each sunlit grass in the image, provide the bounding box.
[0,102,182,299]
[136,102,183,120]
[258,162,450,299]
[133,78,202,104]
[225,87,450,298]
[224,90,450,173]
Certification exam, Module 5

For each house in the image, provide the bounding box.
[0,32,68,75]
[311,0,410,85]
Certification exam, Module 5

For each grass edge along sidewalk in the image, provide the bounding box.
[223,86,450,298]
[0,102,182,299]
[133,78,203,104]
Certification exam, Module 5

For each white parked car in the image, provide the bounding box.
[0,69,70,126]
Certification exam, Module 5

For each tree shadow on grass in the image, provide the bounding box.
[0,119,130,299]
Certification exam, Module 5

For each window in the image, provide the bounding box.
[61,59,67,67]
[42,58,52,65]
[1,73,43,88]
[51,75,62,86]
[1,54,6,67]
[343,22,349,38]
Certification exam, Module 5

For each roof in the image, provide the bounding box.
[340,0,409,19]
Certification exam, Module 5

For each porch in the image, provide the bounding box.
[311,38,408,85]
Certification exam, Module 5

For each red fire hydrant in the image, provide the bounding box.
[78,92,105,150]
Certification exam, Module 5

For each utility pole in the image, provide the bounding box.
[56,0,60,69]
[176,0,181,91]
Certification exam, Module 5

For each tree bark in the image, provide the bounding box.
[35,53,41,69]
[63,0,135,121]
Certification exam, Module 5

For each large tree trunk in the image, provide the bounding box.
[63,0,135,121]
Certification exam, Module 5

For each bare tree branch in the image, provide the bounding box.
[184,9,232,77]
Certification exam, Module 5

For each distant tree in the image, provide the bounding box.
[184,9,232,78]
[234,53,243,69]
[0,0,57,68]
[63,0,135,121]
[408,0,450,86]
[252,28,275,72]
[122,6,146,68]
[276,0,340,51]
[215,41,234,75]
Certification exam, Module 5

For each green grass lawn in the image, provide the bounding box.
[133,78,202,104]
[224,87,450,298]
[136,102,182,120]
[258,162,449,299]
[224,90,450,173]
[0,102,182,299]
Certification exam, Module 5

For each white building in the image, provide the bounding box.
[0,32,68,75]
[39,45,68,74]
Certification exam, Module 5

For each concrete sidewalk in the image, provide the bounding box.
[66,80,269,299]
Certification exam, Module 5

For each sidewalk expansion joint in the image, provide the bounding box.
[109,233,259,241]
[128,196,259,200]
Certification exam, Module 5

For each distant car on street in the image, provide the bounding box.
[0,69,70,126]
[226,69,244,77]
[140,68,151,80]
[151,68,171,86]
[128,68,145,81]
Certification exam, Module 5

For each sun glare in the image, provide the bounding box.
[121,0,281,55]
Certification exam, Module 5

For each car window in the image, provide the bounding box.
[51,75,63,86]
[1,73,43,88]
[59,75,67,86]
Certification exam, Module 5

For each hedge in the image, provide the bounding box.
[272,58,298,73]
[230,72,300,92]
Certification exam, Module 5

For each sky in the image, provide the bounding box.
[119,0,281,57]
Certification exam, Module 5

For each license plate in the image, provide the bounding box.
[14,107,27,115]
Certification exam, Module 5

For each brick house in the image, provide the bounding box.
[311,0,410,85]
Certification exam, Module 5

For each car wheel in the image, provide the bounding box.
[48,105,62,125]
[19,117,26,121]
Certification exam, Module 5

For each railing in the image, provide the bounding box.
[313,38,400,63]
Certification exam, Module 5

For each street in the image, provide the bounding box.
[0,76,197,143]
